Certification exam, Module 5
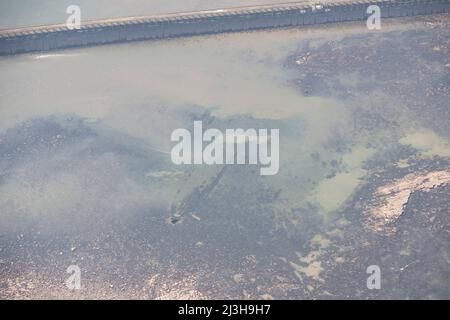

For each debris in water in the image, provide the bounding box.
[366,169,450,233]
[233,274,244,284]
[295,53,311,65]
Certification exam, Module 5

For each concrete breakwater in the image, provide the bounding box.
[0,0,449,55]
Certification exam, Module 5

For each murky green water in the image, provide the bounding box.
[0,16,449,299]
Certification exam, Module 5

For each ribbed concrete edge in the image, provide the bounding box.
[0,0,449,55]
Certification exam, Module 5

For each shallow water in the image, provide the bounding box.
[0,16,449,299]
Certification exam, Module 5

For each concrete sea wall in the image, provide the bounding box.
[0,0,449,55]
